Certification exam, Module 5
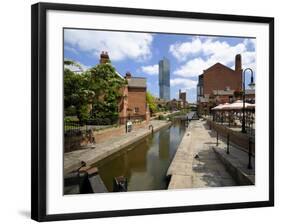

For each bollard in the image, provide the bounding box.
[216,131,219,146]
[248,137,252,169]
[149,125,154,134]
[227,133,230,154]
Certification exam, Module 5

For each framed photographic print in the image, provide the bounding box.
[31,2,274,222]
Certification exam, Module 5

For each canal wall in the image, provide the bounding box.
[166,129,194,189]
[64,120,171,174]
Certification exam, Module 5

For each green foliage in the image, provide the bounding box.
[146,91,158,114]
[64,61,126,123]
[89,63,126,122]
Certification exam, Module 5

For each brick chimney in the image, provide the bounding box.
[125,72,132,79]
[235,54,242,72]
[99,51,110,64]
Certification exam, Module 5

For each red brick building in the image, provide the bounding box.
[197,54,243,115]
[124,72,149,120]
[179,89,188,108]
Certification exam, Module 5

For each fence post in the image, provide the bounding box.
[248,137,252,169]
[227,133,230,154]
[216,131,219,146]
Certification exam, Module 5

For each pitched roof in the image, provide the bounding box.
[127,77,146,88]
[115,71,125,79]
[204,62,236,73]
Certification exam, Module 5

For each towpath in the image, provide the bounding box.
[167,119,237,189]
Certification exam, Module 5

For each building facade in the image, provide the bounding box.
[179,89,188,108]
[197,54,243,115]
[98,52,149,123]
[159,57,170,100]
[124,72,148,118]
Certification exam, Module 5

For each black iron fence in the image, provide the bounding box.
[64,115,146,135]
[208,119,255,169]
[64,121,89,136]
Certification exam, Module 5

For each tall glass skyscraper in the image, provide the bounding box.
[159,57,170,100]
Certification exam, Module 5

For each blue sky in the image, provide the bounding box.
[64,29,256,103]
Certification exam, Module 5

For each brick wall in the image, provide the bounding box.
[203,64,242,95]
[93,122,147,143]
[64,122,147,152]
[127,87,147,116]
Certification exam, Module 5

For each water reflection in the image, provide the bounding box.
[96,120,186,192]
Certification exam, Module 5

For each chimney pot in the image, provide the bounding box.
[125,72,132,79]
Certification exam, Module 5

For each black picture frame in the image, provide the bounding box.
[31,2,274,222]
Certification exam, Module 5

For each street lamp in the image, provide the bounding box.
[241,68,255,133]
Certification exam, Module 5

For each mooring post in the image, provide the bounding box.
[149,124,154,133]
[227,133,230,154]
[248,137,253,169]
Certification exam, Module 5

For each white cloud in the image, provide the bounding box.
[169,38,203,61]
[64,29,153,61]
[171,37,256,78]
[140,64,158,75]
[170,78,197,90]
[173,57,210,77]
[64,61,90,72]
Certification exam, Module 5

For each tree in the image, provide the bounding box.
[64,61,95,123]
[146,91,158,114]
[89,63,127,122]
[64,60,127,123]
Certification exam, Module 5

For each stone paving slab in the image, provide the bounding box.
[167,120,237,190]
[64,120,171,174]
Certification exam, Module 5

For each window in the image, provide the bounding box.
[134,107,139,113]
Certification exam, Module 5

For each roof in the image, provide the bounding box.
[115,71,125,79]
[127,77,146,88]
[204,62,236,73]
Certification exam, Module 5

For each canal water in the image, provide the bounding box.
[94,120,186,192]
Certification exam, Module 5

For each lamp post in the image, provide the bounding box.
[241,68,255,133]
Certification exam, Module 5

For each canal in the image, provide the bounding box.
[94,120,186,192]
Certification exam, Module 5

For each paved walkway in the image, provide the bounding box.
[64,120,171,174]
[213,144,255,185]
[167,119,237,189]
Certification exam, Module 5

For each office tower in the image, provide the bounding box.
[159,57,170,100]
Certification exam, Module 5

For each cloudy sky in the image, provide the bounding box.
[64,29,256,103]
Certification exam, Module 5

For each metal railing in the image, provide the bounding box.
[64,115,146,135]
[209,120,255,170]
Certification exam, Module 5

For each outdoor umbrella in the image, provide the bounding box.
[211,103,229,110]
[224,100,252,110]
